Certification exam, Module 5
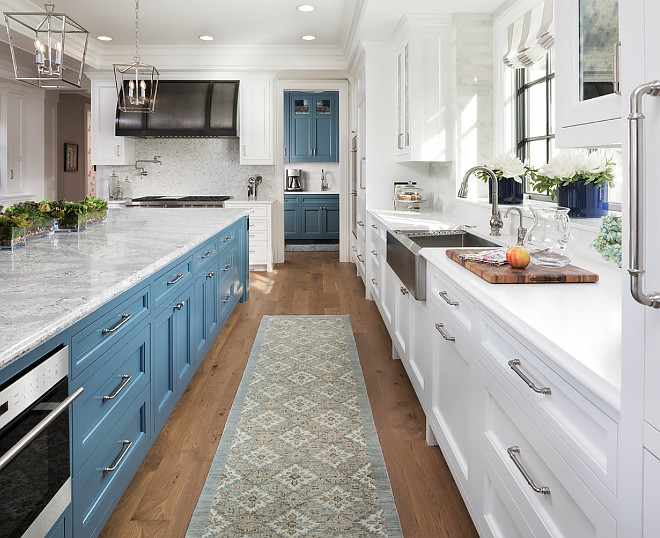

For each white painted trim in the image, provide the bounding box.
[274,79,349,264]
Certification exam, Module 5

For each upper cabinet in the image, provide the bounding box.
[555,0,621,147]
[285,91,339,163]
[239,78,274,165]
[91,80,135,166]
[393,16,453,162]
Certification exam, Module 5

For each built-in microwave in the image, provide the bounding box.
[0,346,83,537]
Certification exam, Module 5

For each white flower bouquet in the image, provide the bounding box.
[475,153,534,184]
[531,151,615,197]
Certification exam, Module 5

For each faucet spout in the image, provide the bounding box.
[505,207,527,246]
[458,166,503,236]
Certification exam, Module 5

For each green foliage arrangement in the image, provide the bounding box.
[593,214,622,267]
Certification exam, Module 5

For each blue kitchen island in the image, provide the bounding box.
[0,207,249,538]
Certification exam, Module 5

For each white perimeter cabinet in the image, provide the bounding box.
[90,80,135,166]
[239,78,274,165]
[224,201,274,271]
[366,211,619,537]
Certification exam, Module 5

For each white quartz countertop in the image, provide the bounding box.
[370,209,622,413]
[0,206,248,371]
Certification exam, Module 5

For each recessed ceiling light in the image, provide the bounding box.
[297,4,315,12]
[199,35,214,41]
[301,35,316,41]
[96,35,112,41]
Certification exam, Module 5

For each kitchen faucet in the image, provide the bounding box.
[321,168,328,191]
[505,207,527,246]
[135,156,162,176]
[457,166,503,236]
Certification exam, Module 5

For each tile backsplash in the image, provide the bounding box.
[98,138,277,201]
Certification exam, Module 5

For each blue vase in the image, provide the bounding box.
[488,177,523,205]
[557,180,608,218]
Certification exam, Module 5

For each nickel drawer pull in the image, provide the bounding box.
[371,250,377,256]
[357,221,365,227]
[222,294,231,304]
[507,446,551,495]
[206,271,215,279]
[357,254,364,262]
[352,246,357,252]
[201,250,213,259]
[103,440,133,474]
[508,359,551,395]
[371,278,377,286]
[167,273,184,286]
[103,375,132,402]
[223,235,232,242]
[371,224,378,229]
[222,264,232,271]
[0,387,84,472]
[435,323,455,342]
[438,291,459,307]
[102,313,131,335]
[174,300,185,311]
[400,286,409,296]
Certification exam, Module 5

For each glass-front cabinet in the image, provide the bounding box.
[284,91,339,163]
[555,0,621,147]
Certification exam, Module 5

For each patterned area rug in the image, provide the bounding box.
[285,243,340,252]
[187,315,402,537]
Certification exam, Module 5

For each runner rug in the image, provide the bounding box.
[187,315,403,537]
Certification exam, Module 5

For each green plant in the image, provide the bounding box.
[531,152,615,197]
[593,214,622,267]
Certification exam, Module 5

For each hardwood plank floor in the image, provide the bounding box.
[99,252,478,538]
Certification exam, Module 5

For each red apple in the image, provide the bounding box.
[506,247,530,269]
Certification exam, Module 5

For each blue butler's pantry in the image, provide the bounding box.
[0,0,658,536]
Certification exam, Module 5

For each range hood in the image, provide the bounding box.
[115,80,239,137]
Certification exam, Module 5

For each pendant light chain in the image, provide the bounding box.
[134,0,140,61]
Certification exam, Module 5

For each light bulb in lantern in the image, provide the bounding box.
[140,80,146,99]
[34,39,44,65]
[54,42,62,66]
[128,79,134,99]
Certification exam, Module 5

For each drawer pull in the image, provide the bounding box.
[357,221,365,227]
[400,286,409,296]
[507,446,551,495]
[371,278,377,286]
[508,359,551,395]
[174,301,185,311]
[206,271,215,279]
[223,294,231,304]
[435,323,455,342]
[167,273,184,286]
[102,375,132,402]
[371,250,377,256]
[438,291,459,307]
[222,264,232,271]
[352,246,357,252]
[223,235,232,242]
[201,250,213,259]
[103,440,132,474]
[371,224,378,229]
[357,254,365,262]
[102,314,131,335]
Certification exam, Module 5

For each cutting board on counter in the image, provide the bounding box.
[445,249,599,284]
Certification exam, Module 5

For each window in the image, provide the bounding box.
[515,51,555,197]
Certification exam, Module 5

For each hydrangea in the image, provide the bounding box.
[593,214,622,267]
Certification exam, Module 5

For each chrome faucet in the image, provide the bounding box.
[505,207,527,246]
[321,168,328,191]
[457,166,503,236]
[135,156,162,176]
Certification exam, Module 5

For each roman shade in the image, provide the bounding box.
[503,0,554,69]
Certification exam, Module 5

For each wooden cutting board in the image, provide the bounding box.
[445,249,599,284]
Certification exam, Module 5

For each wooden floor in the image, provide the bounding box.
[99,252,478,538]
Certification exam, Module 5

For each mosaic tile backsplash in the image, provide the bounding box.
[98,138,277,201]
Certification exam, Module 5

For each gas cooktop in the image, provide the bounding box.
[126,195,231,207]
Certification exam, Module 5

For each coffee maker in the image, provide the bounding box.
[286,168,303,191]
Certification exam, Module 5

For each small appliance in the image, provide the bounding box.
[286,169,303,191]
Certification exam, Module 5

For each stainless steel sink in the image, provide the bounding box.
[386,229,500,300]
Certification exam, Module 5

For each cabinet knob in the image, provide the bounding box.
[400,286,409,296]
[206,271,215,279]
[174,300,185,311]
[116,144,121,157]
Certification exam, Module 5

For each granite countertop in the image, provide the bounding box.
[0,206,249,371]
[370,209,622,413]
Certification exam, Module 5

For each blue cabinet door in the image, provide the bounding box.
[153,306,176,432]
[301,206,323,238]
[286,91,338,163]
[323,206,340,238]
[192,266,217,368]
[288,93,314,161]
[175,287,194,390]
[284,195,302,239]
[312,94,338,161]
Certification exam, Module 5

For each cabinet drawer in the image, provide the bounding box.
[427,264,475,334]
[248,229,268,242]
[73,385,151,538]
[300,194,339,205]
[217,225,237,251]
[192,238,218,273]
[480,366,616,538]
[153,257,192,312]
[248,217,268,232]
[246,205,269,217]
[248,239,268,265]
[218,277,236,321]
[72,323,150,474]
[218,249,237,276]
[71,285,150,378]
[479,313,617,496]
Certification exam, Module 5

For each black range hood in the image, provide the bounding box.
[115,80,239,138]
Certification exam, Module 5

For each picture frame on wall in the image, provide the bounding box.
[64,143,78,172]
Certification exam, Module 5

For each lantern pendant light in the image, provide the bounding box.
[4,2,89,88]
[113,0,159,112]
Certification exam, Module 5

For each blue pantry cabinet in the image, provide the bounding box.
[285,194,339,240]
[0,216,249,538]
[285,91,339,163]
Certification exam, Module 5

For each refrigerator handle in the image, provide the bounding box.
[628,81,660,308]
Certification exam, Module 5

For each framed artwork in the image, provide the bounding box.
[64,143,78,172]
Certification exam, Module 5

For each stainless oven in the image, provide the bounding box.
[351,135,358,239]
[0,347,83,538]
